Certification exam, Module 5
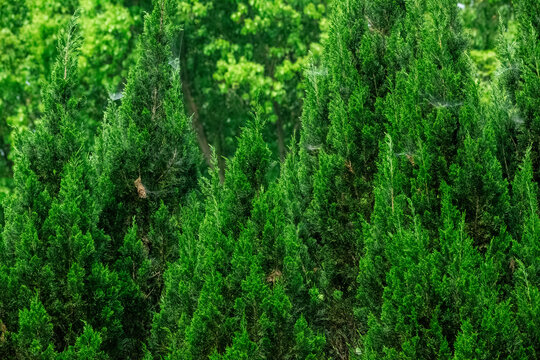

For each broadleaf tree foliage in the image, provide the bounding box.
[0,0,539,359]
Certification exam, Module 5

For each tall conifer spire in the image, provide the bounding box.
[93,0,200,240]
[296,1,407,356]
[91,1,201,355]
[0,15,123,359]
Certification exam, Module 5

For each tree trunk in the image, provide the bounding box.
[215,131,226,183]
[273,102,286,161]
[181,78,213,169]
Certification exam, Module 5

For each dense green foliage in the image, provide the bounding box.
[1,0,539,359]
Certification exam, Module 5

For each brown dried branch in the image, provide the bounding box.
[266,269,282,285]
[134,176,147,199]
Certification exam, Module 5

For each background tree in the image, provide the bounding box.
[77,0,151,140]
[174,0,329,178]
[462,0,512,51]
[461,0,513,82]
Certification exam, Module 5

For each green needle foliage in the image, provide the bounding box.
[500,0,540,191]
[355,1,533,359]
[0,0,539,359]
[91,0,201,355]
[511,151,540,357]
[14,295,56,359]
[295,1,408,355]
[93,0,200,241]
[150,114,272,358]
[2,1,199,358]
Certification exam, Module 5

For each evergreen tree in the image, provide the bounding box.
[1,14,84,255]
[500,0,540,189]
[92,0,200,241]
[357,1,523,358]
[359,180,524,359]
[13,12,84,197]
[299,0,406,211]
[39,158,106,349]
[382,0,477,231]
[0,15,91,355]
[147,193,204,356]
[360,200,447,359]
[295,0,408,355]
[57,324,109,360]
[449,124,511,247]
[0,0,149,189]
[91,0,201,354]
[511,151,540,357]
[219,122,327,360]
[356,135,408,331]
[484,85,522,181]
[151,114,271,359]
[1,14,126,359]
[0,0,77,190]
[152,115,327,358]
